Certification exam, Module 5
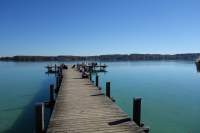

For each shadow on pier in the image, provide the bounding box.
[4,78,53,133]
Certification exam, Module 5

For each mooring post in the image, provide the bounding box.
[50,84,54,103]
[60,67,63,76]
[89,72,92,81]
[57,66,59,73]
[58,74,61,84]
[35,103,44,133]
[96,75,99,87]
[106,82,111,98]
[56,76,59,89]
[61,74,63,81]
[133,97,142,126]
[59,76,62,87]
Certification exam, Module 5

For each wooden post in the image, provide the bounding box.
[35,103,44,133]
[50,84,54,103]
[89,72,92,81]
[61,74,63,81]
[60,67,63,75]
[133,97,142,126]
[57,66,59,73]
[55,64,57,73]
[106,82,110,98]
[95,75,99,87]
[58,75,61,85]
[55,76,59,94]
[56,76,59,89]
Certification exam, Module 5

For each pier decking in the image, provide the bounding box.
[46,67,145,133]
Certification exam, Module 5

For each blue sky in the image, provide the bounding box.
[0,0,200,56]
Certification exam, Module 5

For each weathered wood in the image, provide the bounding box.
[108,118,131,125]
[35,103,45,133]
[106,82,111,98]
[47,68,144,133]
[133,97,142,126]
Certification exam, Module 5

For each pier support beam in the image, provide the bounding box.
[35,103,45,133]
[133,97,142,126]
[106,82,111,98]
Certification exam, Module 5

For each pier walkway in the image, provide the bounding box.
[47,67,145,133]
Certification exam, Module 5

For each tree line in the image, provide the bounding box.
[0,53,200,61]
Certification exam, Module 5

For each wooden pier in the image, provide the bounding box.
[36,65,149,133]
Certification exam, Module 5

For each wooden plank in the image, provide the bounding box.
[47,68,144,133]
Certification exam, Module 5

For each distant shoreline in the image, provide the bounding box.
[0,53,200,62]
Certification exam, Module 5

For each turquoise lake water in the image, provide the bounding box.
[0,61,200,133]
[98,61,200,133]
[0,62,55,133]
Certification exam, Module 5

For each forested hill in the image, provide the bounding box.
[0,54,200,62]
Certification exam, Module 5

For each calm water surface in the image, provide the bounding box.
[0,61,200,133]
[0,62,55,133]
[98,61,200,133]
